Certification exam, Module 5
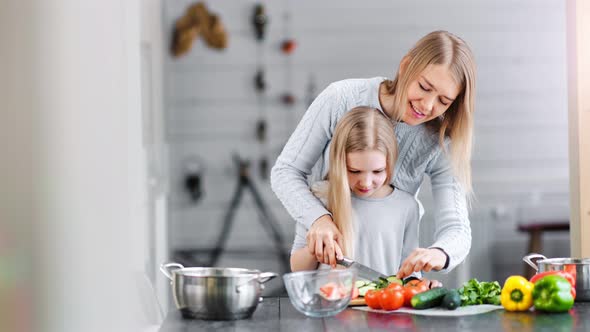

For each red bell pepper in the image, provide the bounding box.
[530,271,576,299]
[564,264,577,281]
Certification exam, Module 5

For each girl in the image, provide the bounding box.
[272,30,475,279]
[290,107,421,278]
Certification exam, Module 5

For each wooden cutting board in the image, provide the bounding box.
[348,298,367,306]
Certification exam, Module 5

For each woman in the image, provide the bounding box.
[271,30,476,279]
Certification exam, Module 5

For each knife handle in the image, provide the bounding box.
[336,256,354,267]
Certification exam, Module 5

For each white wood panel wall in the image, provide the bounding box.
[163,0,568,287]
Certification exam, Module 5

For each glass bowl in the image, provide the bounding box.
[283,269,357,318]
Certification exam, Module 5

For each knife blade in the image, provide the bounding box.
[336,257,388,281]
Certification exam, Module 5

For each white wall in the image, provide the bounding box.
[141,0,170,317]
[163,0,568,287]
[1,0,150,331]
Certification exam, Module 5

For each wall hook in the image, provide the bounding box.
[252,4,268,41]
[184,157,205,203]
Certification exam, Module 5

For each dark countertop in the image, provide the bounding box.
[159,297,590,332]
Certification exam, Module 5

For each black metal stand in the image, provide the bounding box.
[175,154,290,275]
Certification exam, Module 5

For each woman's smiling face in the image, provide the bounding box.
[402,64,461,126]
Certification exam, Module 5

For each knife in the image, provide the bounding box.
[336,257,388,281]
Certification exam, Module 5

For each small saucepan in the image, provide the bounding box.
[523,253,590,302]
[160,263,277,320]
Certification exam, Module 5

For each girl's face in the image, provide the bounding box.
[402,64,461,126]
[346,150,389,198]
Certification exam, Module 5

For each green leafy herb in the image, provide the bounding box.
[366,275,403,290]
[458,278,501,306]
[374,277,390,289]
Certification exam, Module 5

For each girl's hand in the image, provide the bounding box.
[396,248,447,280]
[306,215,344,268]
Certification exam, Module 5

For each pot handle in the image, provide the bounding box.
[159,262,184,280]
[258,272,278,284]
[235,272,278,293]
[523,253,547,272]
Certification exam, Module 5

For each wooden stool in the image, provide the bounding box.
[517,221,569,278]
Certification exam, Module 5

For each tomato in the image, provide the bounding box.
[405,279,421,287]
[403,286,423,307]
[405,279,430,288]
[403,280,429,307]
[386,283,404,292]
[319,282,350,300]
[365,289,382,309]
[379,288,404,311]
[319,282,340,300]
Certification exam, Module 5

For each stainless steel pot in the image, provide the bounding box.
[523,253,590,302]
[160,263,277,320]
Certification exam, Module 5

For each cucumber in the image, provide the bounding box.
[441,289,461,310]
[386,275,403,285]
[358,284,376,297]
[354,280,368,289]
[411,288,449,309]
[357,276,402,297]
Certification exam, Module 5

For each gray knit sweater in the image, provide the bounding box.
[270,77,471,272]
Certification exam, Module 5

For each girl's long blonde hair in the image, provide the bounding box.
[384,30,476,194]
[327,107,398,256]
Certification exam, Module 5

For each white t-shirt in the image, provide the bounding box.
[291,185,420,276]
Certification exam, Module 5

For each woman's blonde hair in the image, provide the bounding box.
[384,30,476,194]
[327,107,398,256]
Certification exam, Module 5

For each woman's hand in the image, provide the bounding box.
[396,248,447,280]
[306,214,344,268]
[419,278,443,289]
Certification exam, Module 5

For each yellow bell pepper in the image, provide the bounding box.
[501,276,534,311]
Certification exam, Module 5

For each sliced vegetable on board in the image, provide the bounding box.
[358,284,376,297]
[356,275,404,297]
[386,275,403,285]
[357,275,435,311]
